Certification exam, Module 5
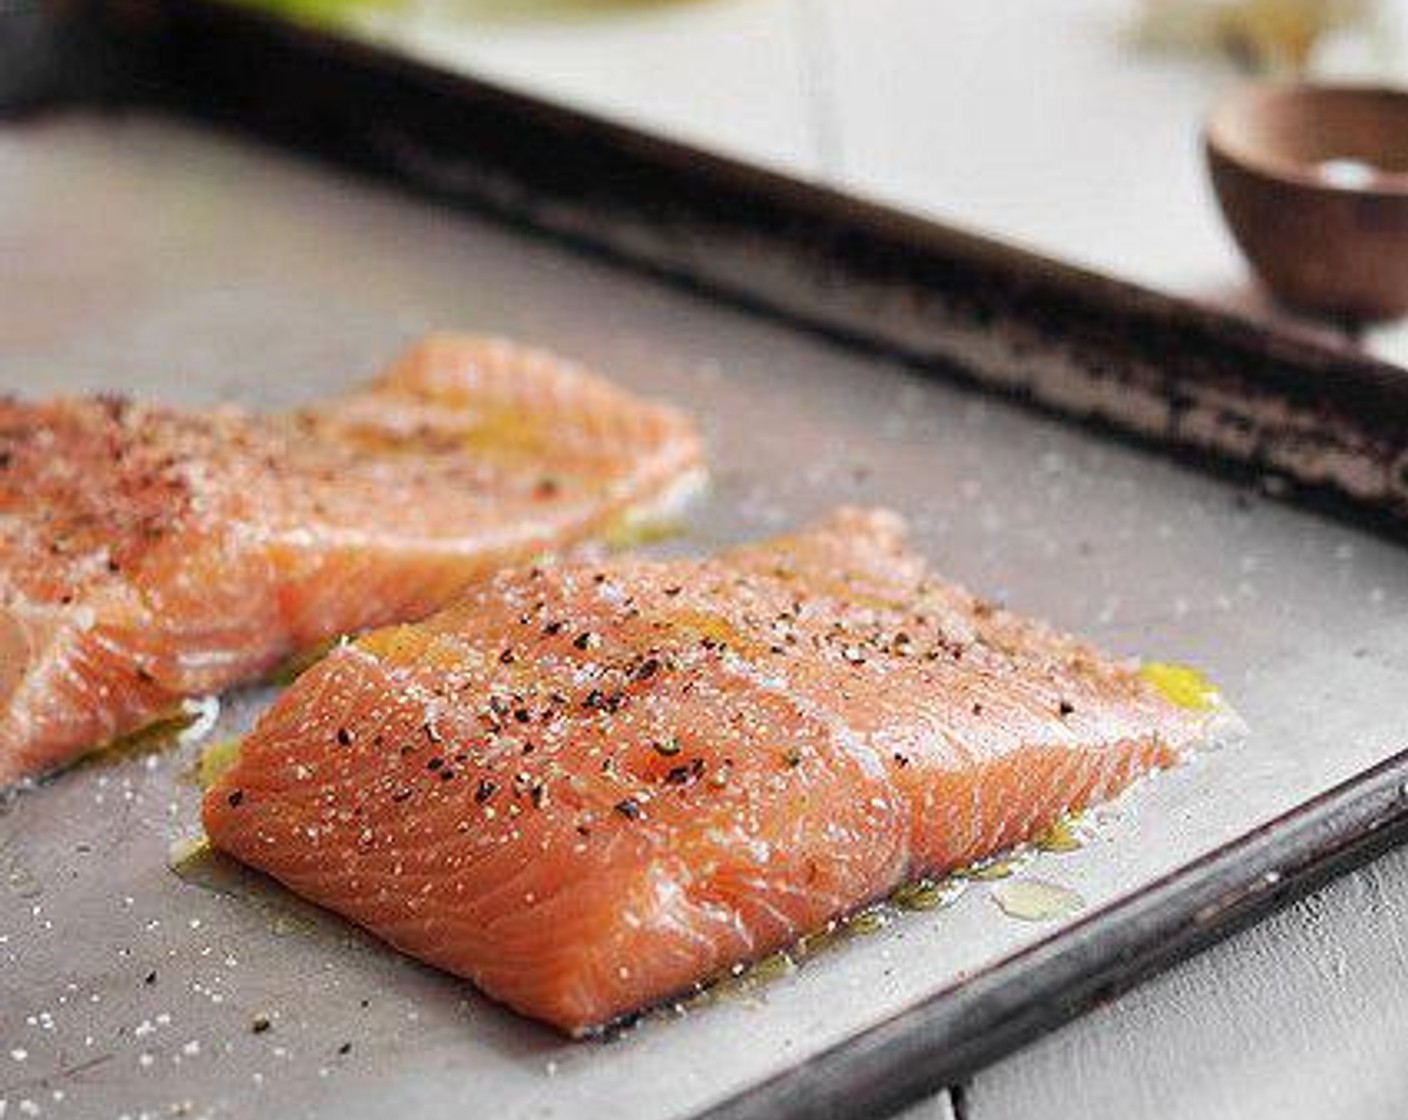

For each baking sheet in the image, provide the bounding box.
[1,113,1406,1120]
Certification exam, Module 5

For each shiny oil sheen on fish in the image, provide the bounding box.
[204,508,1217,1035]
[0,335,702,785]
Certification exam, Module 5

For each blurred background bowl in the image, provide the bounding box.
[1206,82,1408,321]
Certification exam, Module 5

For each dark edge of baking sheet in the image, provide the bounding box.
[5,4,1408,1117]
[0,0,169,117]
[118,0,1408,546]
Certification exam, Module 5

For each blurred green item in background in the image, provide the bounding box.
[229,0,403,30]
[225,0,694,31]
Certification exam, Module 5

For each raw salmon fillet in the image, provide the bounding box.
[0,335,701,785]
[204,508,1217,1035]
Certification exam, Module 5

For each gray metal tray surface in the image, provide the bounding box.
[1,114,1406,1120]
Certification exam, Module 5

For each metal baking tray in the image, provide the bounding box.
[1,6,1406,1119]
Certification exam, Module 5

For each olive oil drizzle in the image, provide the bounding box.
[992,879,1086,922]
[1138,660,1220,711]
[73,711,196,771]
[193,735,244,790]
[664,811,1093,1018]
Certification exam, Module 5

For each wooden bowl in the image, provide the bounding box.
[1206,83,1408,321]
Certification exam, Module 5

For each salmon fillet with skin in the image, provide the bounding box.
[0,335,702,785]
[204,508,1218,1035]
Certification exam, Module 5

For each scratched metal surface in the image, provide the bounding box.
[0,113,1406,1120]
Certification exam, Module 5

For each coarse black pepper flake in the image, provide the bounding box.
[650,736,681,757]
[665,758,706,785]
[543,620,566,636]
[226,789,244,808]
[513,707,532,724]
[474,779,498,803]
[573,631,599,651]
[439,769,456,781]
[337,1042,352,1056]
[972,702,984,715]
[391,788,413,803]
[583,688,622,713]
[1058,699,1075,717]
[336,727,353,746]
[251,1015,272,1034]
[634,657,661,682]
[893,752,910,768]
[426,757,444,771]
[144,970,158,985]
[614,797,642,820]
[498,648,518,664]
[781,747,803,768]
